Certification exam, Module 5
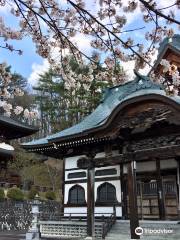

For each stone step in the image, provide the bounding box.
[105,222,180,240]
[0,233,25,240]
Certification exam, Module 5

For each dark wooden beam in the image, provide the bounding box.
[87,167,95,238]
[127,161,140,239]
[120,163,128,219]
[156,159,166,220]
[77,155,95,239]
[61,159,65,215]
[176,158,180,219]
[91,144,180,168]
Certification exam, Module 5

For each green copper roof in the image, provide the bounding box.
[158,34,180,56]
[23,73,180,147]
[47,75,162,140]
[23,34,180,148]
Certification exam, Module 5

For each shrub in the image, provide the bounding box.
[7,187,24,201]
[27,187,39,200]
[45,191,56,200]
[0,188,5,200]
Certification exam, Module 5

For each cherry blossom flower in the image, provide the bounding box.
[24,109,30,119]
[0,61,34,120]
[0,0,179,95]
[14,106,24,115]
[160,59,171,73]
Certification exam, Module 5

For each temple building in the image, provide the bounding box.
[23,34,180,238]
[0,115,38,186]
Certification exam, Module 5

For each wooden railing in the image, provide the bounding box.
[137,180,177,196]
[40,212,115,222]
[102,206,116,239]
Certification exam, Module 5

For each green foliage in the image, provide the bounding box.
[8,144,62,195]
[7,187,24,201]
[45,191,56,200]
[3,66,62,197]
[33,56,126,136]
[27,187,39,200]
[0,188,5,200]
[5,65,35,121]
[8,144,40,175]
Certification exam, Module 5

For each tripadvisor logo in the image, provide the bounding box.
[135,227,143,236]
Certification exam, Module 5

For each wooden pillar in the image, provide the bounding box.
[120,163,128,219]
[61,159,65,215]
[156,159,166,220]
[127,160,140,239]
[177,159,180,219]
[77,155,95,239]
[87,167,95,238]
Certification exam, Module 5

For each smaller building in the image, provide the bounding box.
[0,115,38,186]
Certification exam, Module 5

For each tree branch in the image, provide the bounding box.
[139,0,180,25]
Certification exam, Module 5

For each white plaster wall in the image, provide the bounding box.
[95,165,120,178]
[64,152,122,218]
[64,180,121,206]
[136,161,156,172]
[160,159,177,169]
[123,164,128,174]
[65,155,85,169]
[65,151,119,170]
[124,161,156,173]
[64,207,122,217]
[95,207,122,217]
[65,165,120,181]
[65,180,121,204]
[64,207,87,216]
[123,159,177,173]
[65,167,120,182]
[65,169,87,181]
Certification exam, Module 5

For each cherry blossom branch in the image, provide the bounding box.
[139,0,180,25]
[157,2,177,11]
[0,44,22,55]
[119,26,145,33]
[16,0,94,62]
[67,0,152,67]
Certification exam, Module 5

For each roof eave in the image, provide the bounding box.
[47,92,180,144]
[149,44,180,75]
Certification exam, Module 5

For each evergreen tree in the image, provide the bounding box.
[34,56,126,135]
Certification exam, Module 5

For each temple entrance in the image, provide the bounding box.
[136,176,178,220]
[137,180,159,219]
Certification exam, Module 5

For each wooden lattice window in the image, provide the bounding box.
[68,185,86,204]
[97,182,117,203]
[95,168,117,176]
[68,171,86,179]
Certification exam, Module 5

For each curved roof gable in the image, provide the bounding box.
[48,74,162,141]
[23,73,180,147]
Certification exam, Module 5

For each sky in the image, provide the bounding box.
[0,0,179,87]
